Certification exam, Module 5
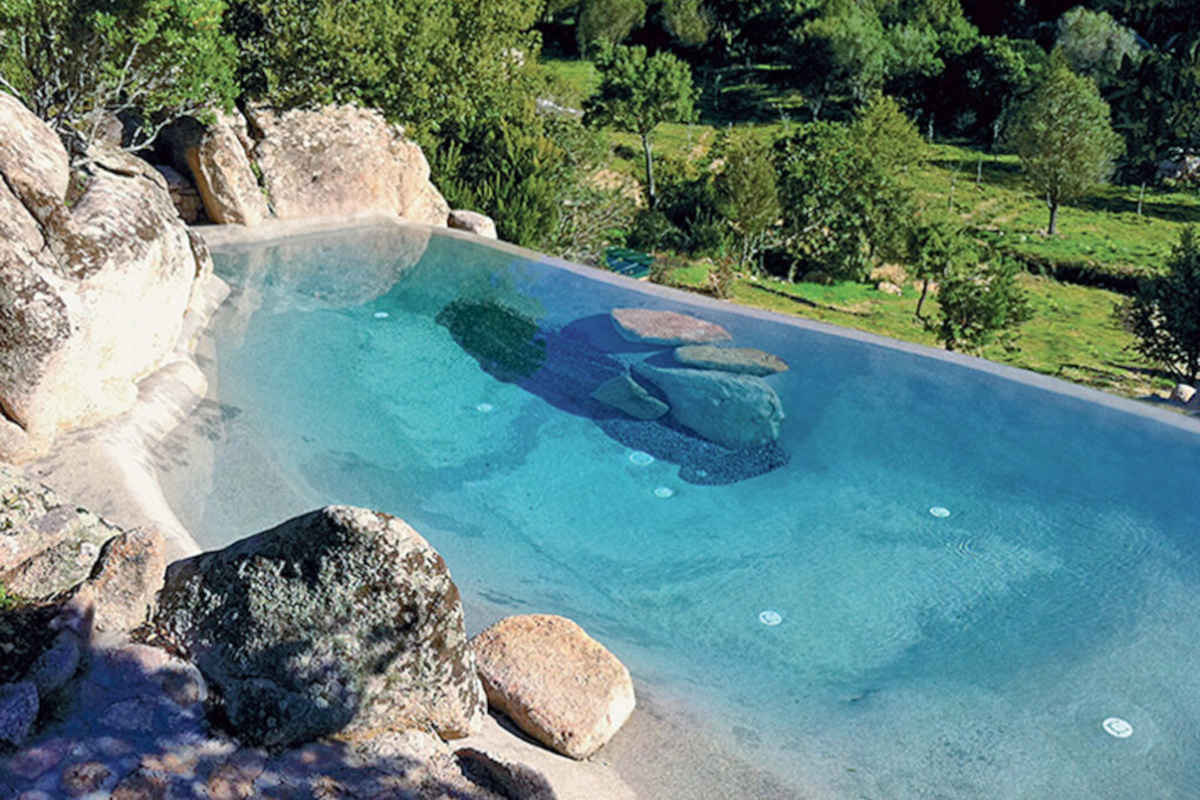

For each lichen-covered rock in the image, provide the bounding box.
[246,104,449,225]
[610,308,731,346]
[64,527,166,633]
[153,506,485,748]
[673,345,789,376]
[590,374,669,420]
[632,362,784,449]
[471,614,635,760]
[0,463,123,596]
[448,210,498,239]
[0,682,38,747]
[0,94,213,462]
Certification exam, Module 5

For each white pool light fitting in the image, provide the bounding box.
[930,506,951,518]
[1102,717,1133,738]
[759,610,783,626]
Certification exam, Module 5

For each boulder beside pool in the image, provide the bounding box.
[631,362,784,450]
[153,505,486,748]
[673,345,789,376]
[471,614,635,760]
[610,308,732,346]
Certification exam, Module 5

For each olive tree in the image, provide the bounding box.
[0,0,238,160]
[1119,227,1200,385]
[583,43,697,207]
[1007,60,1123,235]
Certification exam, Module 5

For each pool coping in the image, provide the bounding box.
[196,216,1200,438]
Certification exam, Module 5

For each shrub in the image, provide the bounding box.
[1118,226,1200,385]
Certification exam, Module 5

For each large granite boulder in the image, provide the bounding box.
[471,615,635,760]
[153,506,486,748]
[245,104,449,225]
[673,345,788,376]
[64,527,166,633]
[610,308,732,346]
[158,112,268,225]
[0,93,213,462]
[631,362,784,449]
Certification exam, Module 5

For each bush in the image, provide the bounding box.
[1118,226,1200,384]
[930,252,1033,353]
[227,0,542,137]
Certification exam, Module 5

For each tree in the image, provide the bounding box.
[793,1,893,120]
[774,118,913,282]
[576,0,646,54]
[227,0,542,137]
[583,43,697,207]
[905,215,975,320]
[715,130,780,273]
[1007,59,1123,235]
[1118,227,1200,385]
[931,252,1032,353]
[1055,6,1141,90]
[0,0,238,160]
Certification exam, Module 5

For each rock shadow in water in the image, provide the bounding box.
[436,301,788,485]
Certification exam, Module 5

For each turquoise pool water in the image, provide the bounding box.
[176,224,1200,797]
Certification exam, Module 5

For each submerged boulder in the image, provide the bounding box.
[610,308,732,347]
[590,373,669,420]
[631,362,784,450]
[471,614,635,760]
[153,506,486,748]
[673,345,789,376]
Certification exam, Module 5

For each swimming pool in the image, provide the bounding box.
[169,222,1200,797]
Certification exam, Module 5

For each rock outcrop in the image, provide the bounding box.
[673,345,789,376]
[0,92,214,462]
[631,362,784,449]
[159,113,269,226]
[610,308,732,346]
[471,614,635,760]
[245,104,449,226]
[449,210,499,239]
[153,505,486,748]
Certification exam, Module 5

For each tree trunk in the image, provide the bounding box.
[915,279,931,320]
[641,132,656,208]
[1047,200,1059,236]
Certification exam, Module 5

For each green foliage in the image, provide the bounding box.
[577,0,646,54]
[662,0,713,47]
[715,130,780,272]
[1008,60,1124,235]
[1107,50,1200,183]
[906,214,975,318]
[794,1,893,120]
[0,0,238,157]
[432,113,573,248]
[930,251,1033,353]
[584,43,697,204]
[0,581,11,611]
[227,0,541,136]
[850,92,927,172]
[435,299,547,382]
[1119,227,1200,384]
[1055,6,1141,90]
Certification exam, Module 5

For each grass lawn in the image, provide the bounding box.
[655,263,1170,400]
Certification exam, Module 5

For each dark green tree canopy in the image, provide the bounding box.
[1120,227,1200,385]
